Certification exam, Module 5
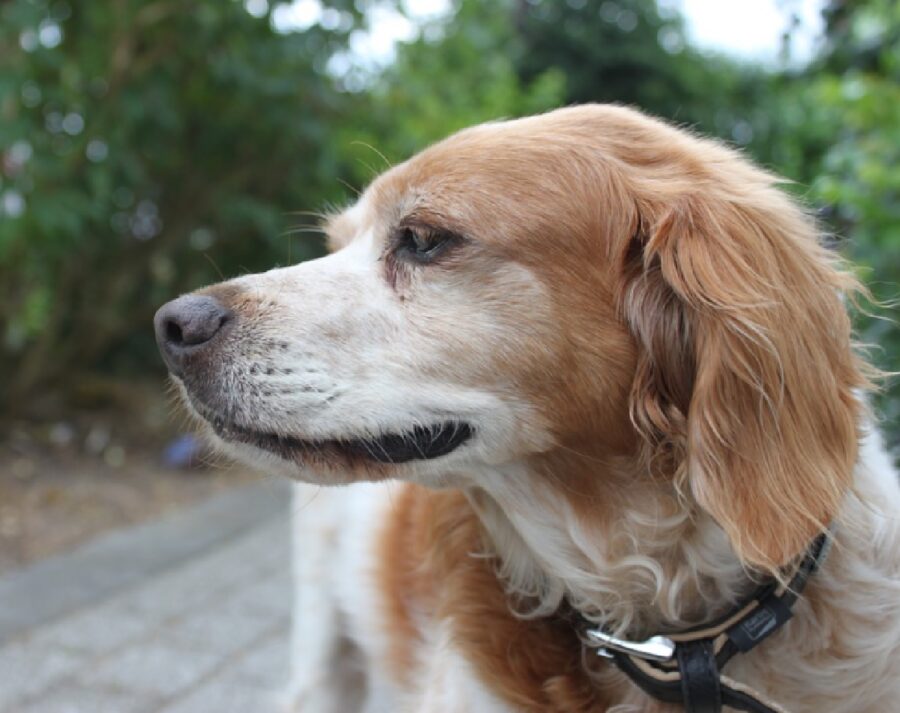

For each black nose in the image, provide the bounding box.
[154,295,232,376]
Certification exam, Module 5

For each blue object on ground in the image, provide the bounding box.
[162,434,203,469]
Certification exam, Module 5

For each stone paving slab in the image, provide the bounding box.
[0,480,289,643]
[0,480,294,713]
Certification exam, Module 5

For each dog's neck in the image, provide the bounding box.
[466,451,754,637]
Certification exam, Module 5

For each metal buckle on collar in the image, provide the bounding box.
[584,628,676,662]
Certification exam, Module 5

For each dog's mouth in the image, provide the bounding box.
[204,410,473,465]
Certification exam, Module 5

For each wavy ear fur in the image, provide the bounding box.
[622,181,866,572]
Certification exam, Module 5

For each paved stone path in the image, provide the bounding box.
[0,480,293,713]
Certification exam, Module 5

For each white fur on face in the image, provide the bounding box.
[183,194,556,486]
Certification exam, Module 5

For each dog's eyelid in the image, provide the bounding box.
[387,220,467,266]
[395,218,466,244]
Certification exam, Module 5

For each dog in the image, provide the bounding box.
[154,105,900,712]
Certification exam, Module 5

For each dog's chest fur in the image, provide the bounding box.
[289,432,900,713]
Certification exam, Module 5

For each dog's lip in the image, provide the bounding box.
[189,398,472,464]
[217,419,473,464]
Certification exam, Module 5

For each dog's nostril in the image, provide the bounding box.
[165,319,184,346]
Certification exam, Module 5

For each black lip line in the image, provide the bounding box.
[223,420,472,464]
[186,395,472,464]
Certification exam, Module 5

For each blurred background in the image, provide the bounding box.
[0,0,897,572]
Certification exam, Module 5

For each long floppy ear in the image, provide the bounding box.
[622,186,866,572]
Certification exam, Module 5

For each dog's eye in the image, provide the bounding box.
[394,225,457,264]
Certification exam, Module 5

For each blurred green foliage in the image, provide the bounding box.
[1,0,896,450]
[808,0,900,435]
[0,0,362,400]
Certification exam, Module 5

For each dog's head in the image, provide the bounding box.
[155,105,866,572]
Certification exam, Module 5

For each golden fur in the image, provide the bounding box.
[166,105,899,712]
[364,103,867,567]
[355,106,887,710]
[362,106,888,711]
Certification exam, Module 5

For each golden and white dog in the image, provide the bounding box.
[155,105,900,712]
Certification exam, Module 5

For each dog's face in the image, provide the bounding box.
[156,105,863,570]
[156,109,637,486]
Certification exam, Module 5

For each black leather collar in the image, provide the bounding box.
[580,531,832,713]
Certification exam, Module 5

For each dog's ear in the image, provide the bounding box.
[621,188,865,572]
